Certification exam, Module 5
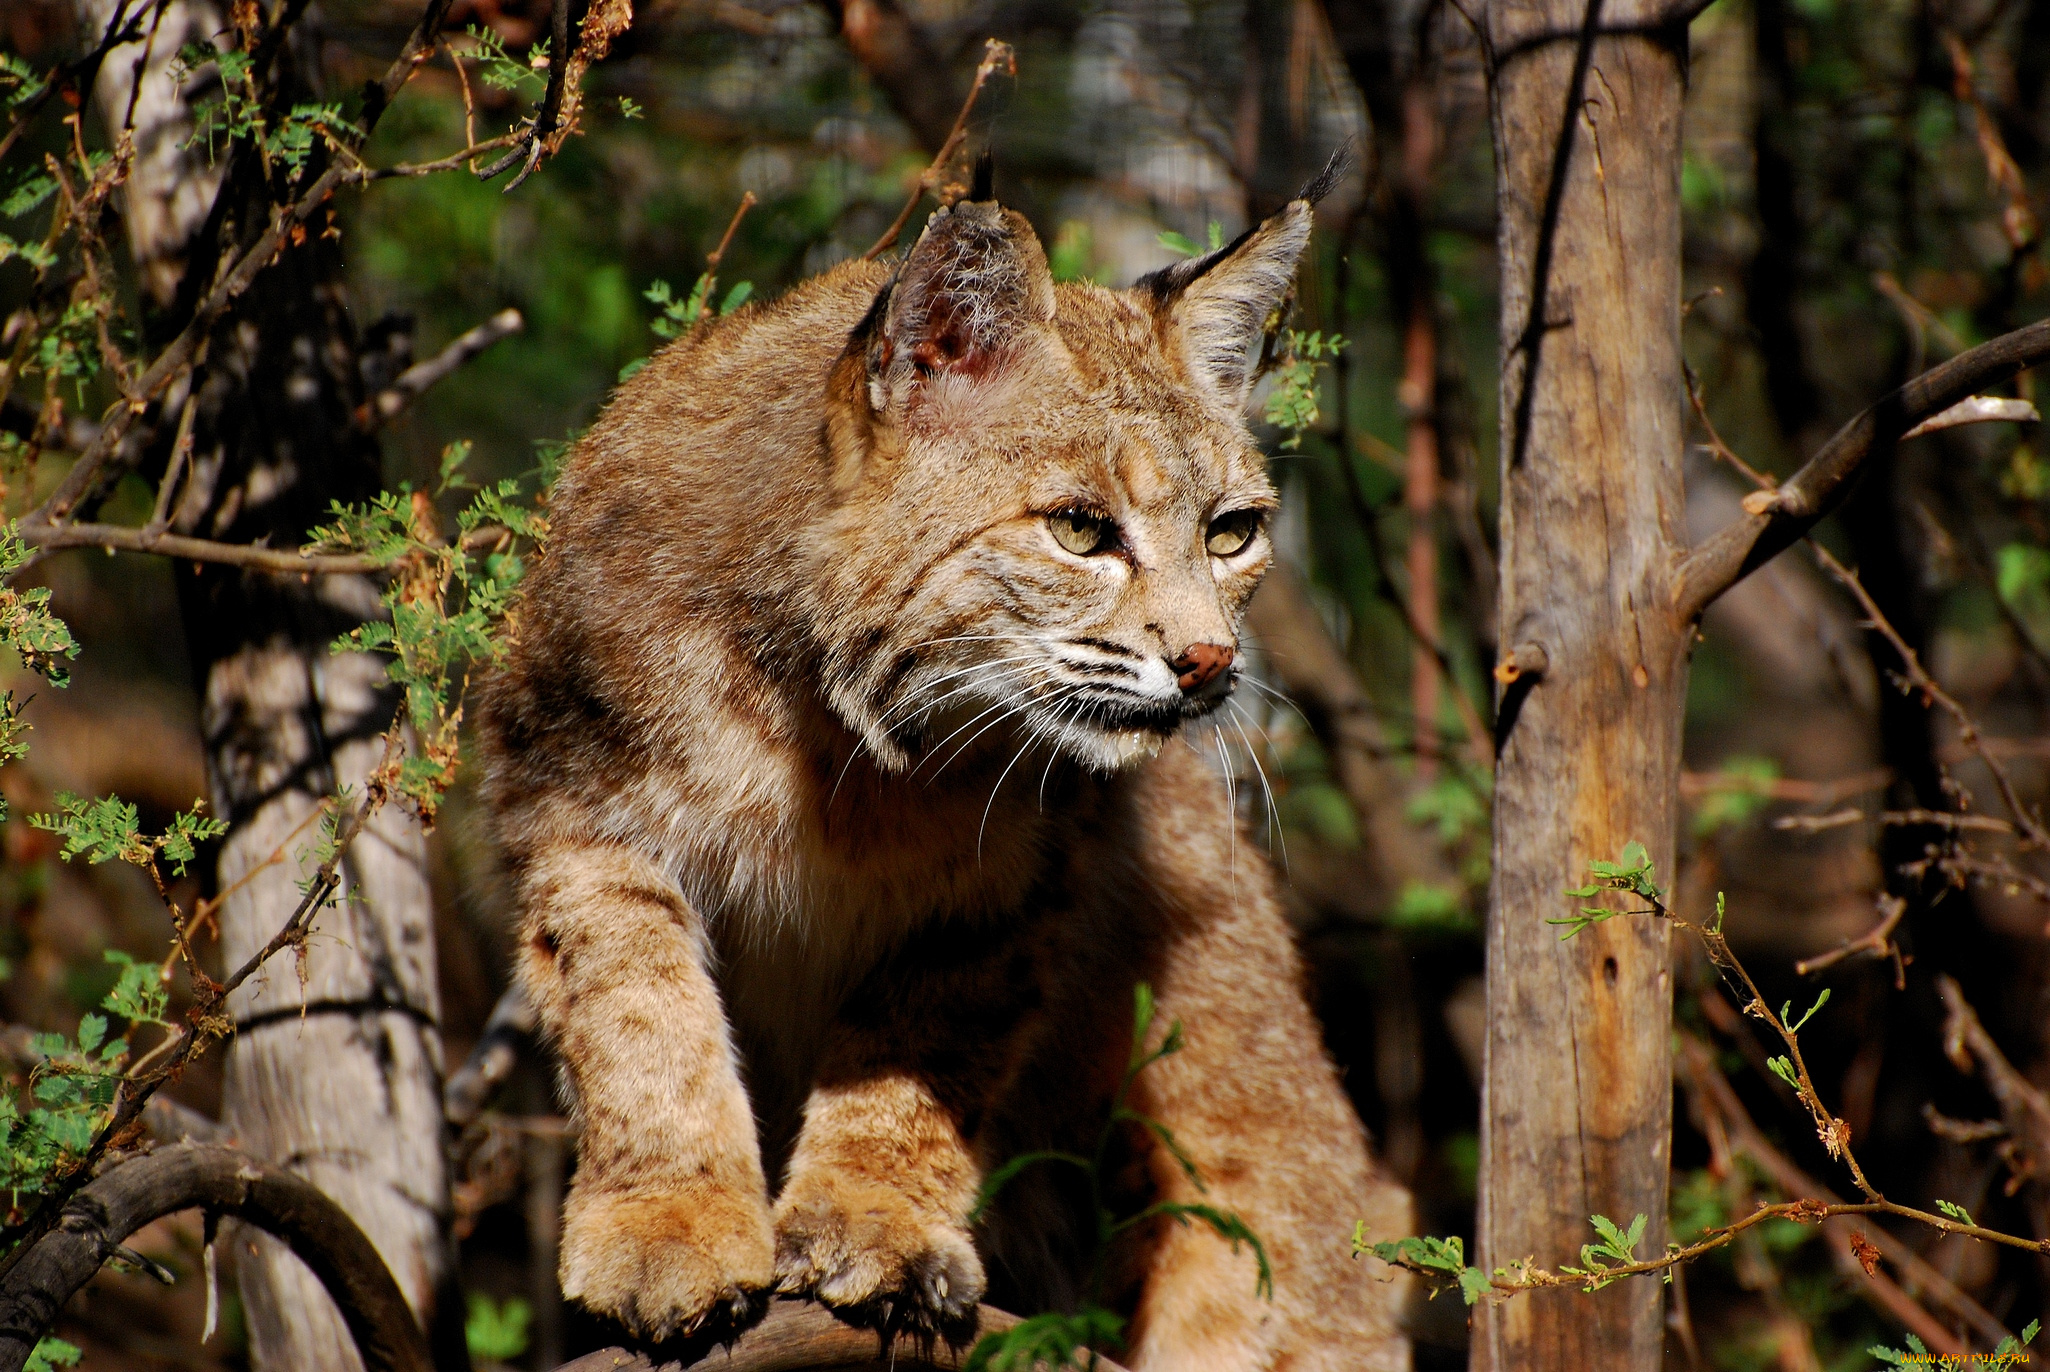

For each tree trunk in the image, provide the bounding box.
[1473,3,1688,1367]
[83,8,464,1367]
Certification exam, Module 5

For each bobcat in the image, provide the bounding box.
[477,167,1413,1369]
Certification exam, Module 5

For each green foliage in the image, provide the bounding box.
[465,1293,532,1362]
[311,445,546,817]
[1157,222,1225,257]
[27,794,225,879]
[1405,773,1489,845]
[463,26,547,96]
[1689,754,1780,837]
[24,1337,80,1372]
[965,983,1269,1370]
[1357,1231,1490,1306]
[172,41,355,173]
[1385,881,1474,936]
[30,301,109,406]
[964,1308,1125,1372]
[0,951,179,1215]
[1551,841,1662,939]
[1285,780,1358,848]
[617,96,644,121]
[1872,1316,2037,1368]
[0,54,46,110]
[1934,1198,1975,1227]
[1668,1168,1729,1244]
[1048,221,1103,283]
[1781,987,1830,1034]
[1,170,57,219]
[621,273,754,379]
[1559,1212,1647,1290]
[0,232,56,272]
[1263,330,1346,451]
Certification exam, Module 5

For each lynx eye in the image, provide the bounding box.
[1048,509,1117,556]
[1206,509,1263,558]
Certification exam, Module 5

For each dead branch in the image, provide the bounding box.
[24,0,460,533]
[1674,1032,2003,1352]
[360,307,524,427]
[0,730,407,1280]
[863,39,1015,260]
[1794,894,1908,981]
[445,983,536,1129]
[1677,316,2050,622]
[553,1300,1135,1372]
[1937,975,2050,1189]
[15,520,509,576]
[0,1143,432,1372]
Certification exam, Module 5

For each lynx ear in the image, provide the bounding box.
[862,197,1056,413]
[1140,199,1316,407]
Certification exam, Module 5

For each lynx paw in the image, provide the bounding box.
[561,1185,774,1342]
[773,1177,984,1338]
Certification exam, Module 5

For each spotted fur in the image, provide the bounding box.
[478,190,1413,1368]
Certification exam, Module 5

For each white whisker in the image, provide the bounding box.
[1228,699,1287,875]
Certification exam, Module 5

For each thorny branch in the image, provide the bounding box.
[1370,861,2041,1349]
[1677,316,2050,621]
[863,39,1015,260]
[21,0,463,536]
[1687,370,2050,928]
[0,729,408,1282]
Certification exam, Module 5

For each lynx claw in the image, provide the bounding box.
[560,1186,775,1343]
[773,1182,984,1342]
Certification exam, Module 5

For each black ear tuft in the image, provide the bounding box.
[1295,141,1352,207]
[968,152,996,204]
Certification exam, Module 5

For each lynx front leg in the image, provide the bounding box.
[516,841,774,1340]
[773,927,1042,1340]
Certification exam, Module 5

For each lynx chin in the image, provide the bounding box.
[478,161,1414,1369]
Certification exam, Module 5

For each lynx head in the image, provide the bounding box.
[812,174,1323,776]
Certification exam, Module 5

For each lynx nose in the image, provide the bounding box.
[1172,643,1235,694]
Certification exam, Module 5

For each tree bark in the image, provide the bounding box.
[82,6,463,1367]
[1473,3,1688,1368]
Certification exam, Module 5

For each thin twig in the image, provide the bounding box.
[15,520,509,575]
[359,308,523,427]
[694,192,757,322]
[0,729,407,1279]
[863,39,1015,260]
[23,0,458,532]
[1794,893,1907,981]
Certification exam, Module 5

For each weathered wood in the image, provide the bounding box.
[552,1302,1133,1372]
[1474,2,1688,1367]
[0,1143,433,1372]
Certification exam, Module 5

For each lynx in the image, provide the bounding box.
[477,166,1413,1370]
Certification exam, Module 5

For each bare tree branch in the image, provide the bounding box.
[360,307,524,427]
[1677,317,2050,622]
[0,1144,433,1372]
[553,1300,1135,1372]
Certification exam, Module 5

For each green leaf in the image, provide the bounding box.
[465,1293,531,1362]
[1766,1055,1802,1091]
[719,281,753,315]
[25,1336,80,1372]
[74,1015,105,1056]
[1456,1265,1491,1305]
[1935,1198,1975,1227]
[969,1150,1091,1223]
[964,1307,1124,1372]
[1156,229,1202,257]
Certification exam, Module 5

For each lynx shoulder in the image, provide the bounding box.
[477,180,1413,1370]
